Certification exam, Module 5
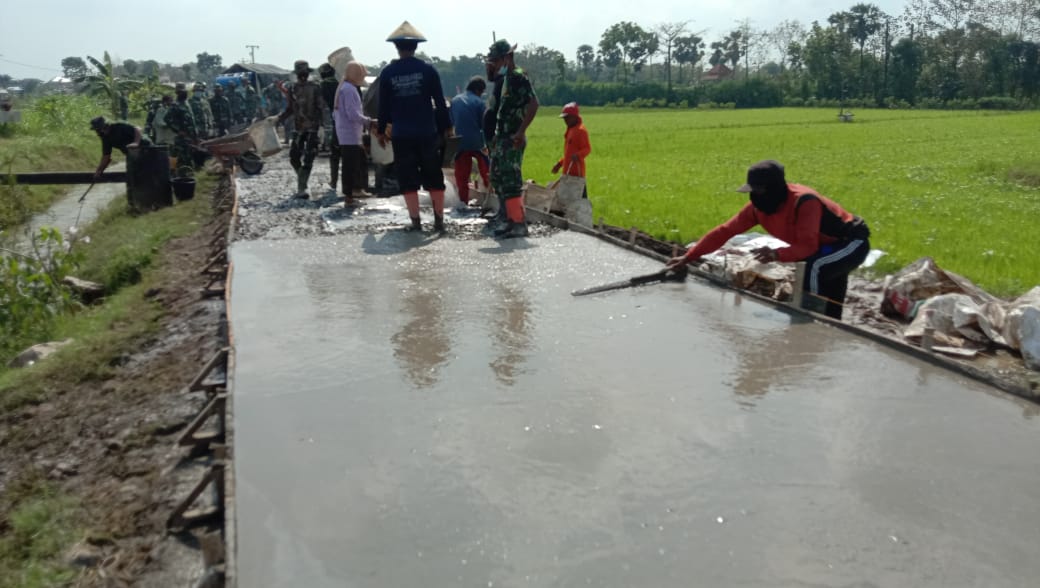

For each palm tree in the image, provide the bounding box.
[78,51,141,120]
[848,4,884,97]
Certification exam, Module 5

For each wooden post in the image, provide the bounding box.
[790,262,806,309]
[922,309,935,351]
[628,227,638,247]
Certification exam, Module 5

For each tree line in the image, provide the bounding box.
[6,0,1039,110]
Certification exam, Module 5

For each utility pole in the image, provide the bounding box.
[246,45,259,64]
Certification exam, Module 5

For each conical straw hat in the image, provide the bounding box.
[386,21,427,42]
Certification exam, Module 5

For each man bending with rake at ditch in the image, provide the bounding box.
[666,160,871,320]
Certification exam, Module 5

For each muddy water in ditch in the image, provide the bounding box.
[230,230,1040,588]
[9,170,126,255]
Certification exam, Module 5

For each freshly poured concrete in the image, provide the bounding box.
[230,230,1040,588]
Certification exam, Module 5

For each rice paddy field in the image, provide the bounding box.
[522,108,1040,297]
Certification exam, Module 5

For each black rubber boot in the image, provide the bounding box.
[403,216,422,232]
[434,214,445,233]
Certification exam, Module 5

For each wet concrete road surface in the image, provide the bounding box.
[229,228,1040,588]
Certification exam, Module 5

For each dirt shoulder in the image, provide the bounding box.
[0,177,232,586]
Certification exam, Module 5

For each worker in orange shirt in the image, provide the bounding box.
[550,102,590,197]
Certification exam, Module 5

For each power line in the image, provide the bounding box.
[246,45,259,64]
[0,56,62,73]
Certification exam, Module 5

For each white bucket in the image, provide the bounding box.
[328,47,355,81]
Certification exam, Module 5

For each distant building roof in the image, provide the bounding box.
[223,63,292,75]
[704,63,733,81]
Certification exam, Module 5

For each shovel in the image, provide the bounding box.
[77,181,96,203]
[571,265,687,296]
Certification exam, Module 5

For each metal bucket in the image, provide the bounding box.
[127,145,173,210]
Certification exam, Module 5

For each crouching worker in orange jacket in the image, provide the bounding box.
[666,160,870,320]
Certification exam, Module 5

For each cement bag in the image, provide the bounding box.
[327,47,355,82]
[554,175,592,227]
[247,118,281,157]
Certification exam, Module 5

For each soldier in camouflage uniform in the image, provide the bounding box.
[242,78,260,124]
[210,84,232,136]
[164,82,199,171]
[143,96,161,142]
[485,39,539,238]
[227,79,244,125]
[189,82,214,139]
[276,60,329,198]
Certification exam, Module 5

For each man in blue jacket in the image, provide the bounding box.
[376,21,452,232]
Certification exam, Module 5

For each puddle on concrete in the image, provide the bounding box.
[230,230,1040,588]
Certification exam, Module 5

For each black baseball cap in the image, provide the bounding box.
[736,160,786,192]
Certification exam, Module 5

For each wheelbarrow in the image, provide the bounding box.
[200,131,265,175]
[199,119,281,175]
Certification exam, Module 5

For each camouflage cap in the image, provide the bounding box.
[487,39,517,61]
[317,63,335,78]
[386,21,427,42]
[193,81,206,90]
[293,60,315,74]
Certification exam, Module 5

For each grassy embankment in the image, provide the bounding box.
[524,108,1040,297]
[1,95,217,586]
[0,95,108,228]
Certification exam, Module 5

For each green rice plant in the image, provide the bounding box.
[524,107,1040,296]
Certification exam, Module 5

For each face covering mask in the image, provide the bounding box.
[750,184,787,214]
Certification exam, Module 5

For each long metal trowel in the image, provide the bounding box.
[571,265,688,296]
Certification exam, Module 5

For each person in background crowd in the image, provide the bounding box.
[334,61,374,206]
[318,63,339,156]
[376,21,452,232]
[210,84,232,137]
[227,79,244,125]
[163,82,198,170]
[666,160,871,319]
[450,75,490,211]
[189,82,214,139]
[276,60,328,199]
[242,78,260,124]
[153,95,176,145]
[485,39,539,238]
[551,101,590,198]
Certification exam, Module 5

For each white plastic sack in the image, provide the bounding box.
[370,137,393,165]
[523,181,553,212]
[553,175,592,227]
[247,118,281,157]
[1017,307,1040,370]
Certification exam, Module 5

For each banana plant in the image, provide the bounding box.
[77,51,141,120]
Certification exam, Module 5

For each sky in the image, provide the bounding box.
[1,0,909,81]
